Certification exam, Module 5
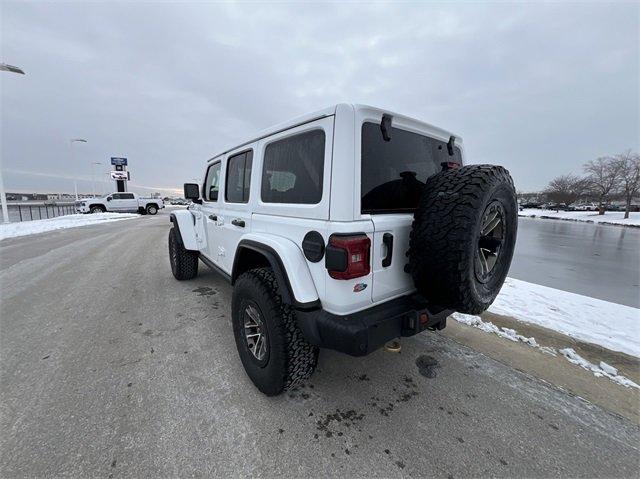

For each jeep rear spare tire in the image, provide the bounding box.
[408,165,517,314]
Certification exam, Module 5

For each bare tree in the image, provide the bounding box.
[613,150,640,219]
[583,157,622,215]
[544,174,588,206]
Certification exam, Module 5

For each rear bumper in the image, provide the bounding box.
[296,294,453,357]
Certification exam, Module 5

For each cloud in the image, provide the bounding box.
[1,1,638,194]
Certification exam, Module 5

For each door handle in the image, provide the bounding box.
[382,233,393,267]
[231,218,245,228]
[208,214,217,221]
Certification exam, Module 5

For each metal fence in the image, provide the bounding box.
[0,202,78,223]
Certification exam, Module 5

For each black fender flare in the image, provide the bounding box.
[232,240,320,311]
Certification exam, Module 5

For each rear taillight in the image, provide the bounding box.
[325,234,371,280]
[441,161,460,171]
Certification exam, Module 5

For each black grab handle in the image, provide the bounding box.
[232,218,245,228]
[382,233,393,267]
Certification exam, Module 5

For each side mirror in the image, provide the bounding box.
[184,183,201,202]
[107,196,112,201]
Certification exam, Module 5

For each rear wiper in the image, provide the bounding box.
[380,114,392,142]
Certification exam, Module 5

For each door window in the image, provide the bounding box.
[204,162,221,201]
[225,150,253,203]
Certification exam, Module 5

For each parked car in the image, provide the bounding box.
[574,203,598,211]
[541,203,568,211]
[75,192,164,214]
[520,202,541,208]
[168,104,518,396]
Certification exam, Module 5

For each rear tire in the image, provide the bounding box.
[146,204,158,215]
[232,268,318,396]
[168,227,198,280]
[408,165,517,314]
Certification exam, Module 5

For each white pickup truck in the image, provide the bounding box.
[75,192,164,215]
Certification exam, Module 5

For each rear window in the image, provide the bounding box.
[261,129,325,204]
[361,122,462,214]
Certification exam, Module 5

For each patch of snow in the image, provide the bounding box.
[451,313,639,389]
[519,209,640,227]
[0,213,138,241]
[489,278,640,358]
[559,348,639,389]
[599,361,618,376]
[453,313,551,353]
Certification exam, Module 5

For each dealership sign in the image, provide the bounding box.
[110,171,128,180]
[111,157,128,166]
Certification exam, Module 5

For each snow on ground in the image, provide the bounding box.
[559,348,639,389]
[452,278,640,388]
[519,209,640,227]
[489,278,639,358]
[453,313,557,356]
[453,312,639,389]
[0,213,138,241]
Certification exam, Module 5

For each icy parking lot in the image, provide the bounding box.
[1,213,638,477]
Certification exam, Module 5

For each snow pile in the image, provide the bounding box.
[453,313,551,352]
[0,213,138,240]
[489,278,640,358]
[452,278,640,388]
[519,209,640,227]
[559,348,639,389]
[452,313,639,389]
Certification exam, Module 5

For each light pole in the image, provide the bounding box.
[70,139,87,200]
[0,63,25,223]
[91,162,102,197]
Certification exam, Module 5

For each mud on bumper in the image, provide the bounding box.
[296,294,453,357]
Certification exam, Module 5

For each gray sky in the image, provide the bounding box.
[1,1,638,196]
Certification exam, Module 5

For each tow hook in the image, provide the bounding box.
[384,339,401,353]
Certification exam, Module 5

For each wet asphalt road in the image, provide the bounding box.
[1,212,638,478]
[510,217,640,308]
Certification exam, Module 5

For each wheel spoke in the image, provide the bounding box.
[256,336,265,359]
[479,248,489,275]
[482,215,501,235]
[243,304,268,362]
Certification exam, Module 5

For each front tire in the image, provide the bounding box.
[168,227,198,280]
[232,268,318,396]
[90,205,105,214]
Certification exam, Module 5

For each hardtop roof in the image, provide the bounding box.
[207,103,460,162]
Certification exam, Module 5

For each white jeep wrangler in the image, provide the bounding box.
[169,104,517,396]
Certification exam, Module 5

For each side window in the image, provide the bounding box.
[121,193,135,199]
[112,193,122,200]
[203,162,221,201]
[225,150,253,203]
[261,129,325,204]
